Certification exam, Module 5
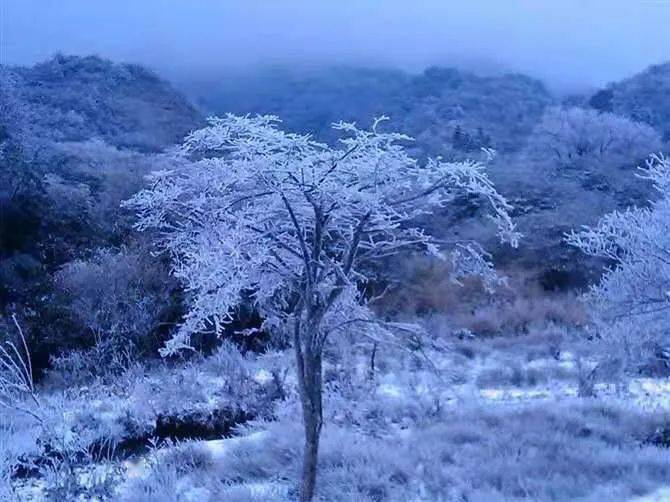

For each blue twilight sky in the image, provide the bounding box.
[1,0,670,91]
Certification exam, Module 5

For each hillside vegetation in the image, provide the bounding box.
[3,55,670,501]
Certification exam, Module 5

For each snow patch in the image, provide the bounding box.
[378,383,404,398]
[254,369,273,385]
[630,487,670,501]
[203,430,268,462]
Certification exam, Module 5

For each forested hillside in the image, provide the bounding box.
[589,62,670,141]
[188,66,553,156]
[3,53,670,501]
[1,55,202,373]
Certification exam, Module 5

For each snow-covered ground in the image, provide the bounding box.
[7,342,670,501]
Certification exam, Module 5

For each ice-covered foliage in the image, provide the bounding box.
[0,68,41,201]
[128,113,519,499]
[568,154,670,374]
[129,114,519,353]
[525,106,662,170]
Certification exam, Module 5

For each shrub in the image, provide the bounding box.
[53,248,177,376]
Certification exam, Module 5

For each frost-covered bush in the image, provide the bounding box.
[0,317,123,498]
[43,173,93,220]
[568,154,670,376]
[51,140,168,236]
[525,106,662,171]
[0,69,26,162]
[25,391,124,501]
[457,294,586,337]
[54,248,175,376]
[0,69,45,258]
[0,424,31,502]
[378,255,586,337]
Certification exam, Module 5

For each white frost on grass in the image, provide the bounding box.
[377,383,404,398]
[253,369,273,385]
[374,367,670,411]
[475,377,670,409]
[628,378,670,409]
[122,430,269,484]
[122,457,147,481]
[479,385,577,402]
[203,430,269,462]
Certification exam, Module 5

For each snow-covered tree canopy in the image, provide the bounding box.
[568,154,670,321]
[128,115,519,354]
[526,107,661,170]
[567,154,670,368]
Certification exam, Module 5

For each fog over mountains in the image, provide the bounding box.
[4,1,670,92]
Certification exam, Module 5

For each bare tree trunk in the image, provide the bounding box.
[368,342,378,381]
[295,324,323,502]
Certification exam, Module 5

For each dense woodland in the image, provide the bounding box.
[3,54,670,500]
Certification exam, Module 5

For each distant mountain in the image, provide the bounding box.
[589,62,670,141]
[184,67,410,141]
[184,65,554,157]
[10,54,203,152]
[185,64,670,288]
[403,67,554,155]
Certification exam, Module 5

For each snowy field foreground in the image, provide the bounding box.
[4,335,670,501]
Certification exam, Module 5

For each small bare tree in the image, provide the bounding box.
[127,115,519,501]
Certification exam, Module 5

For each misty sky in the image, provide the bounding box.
[2,1,670,91]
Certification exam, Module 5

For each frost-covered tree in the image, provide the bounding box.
[127,114,519,501]
[567,154,670,375]
[525,107,661,170]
